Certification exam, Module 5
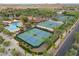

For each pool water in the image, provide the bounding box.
[37,20,63,29]
[5,21,21,32]
[16,28,52,47]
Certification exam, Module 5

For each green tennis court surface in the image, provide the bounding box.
[37,20,63,29]
[16,28,52,47]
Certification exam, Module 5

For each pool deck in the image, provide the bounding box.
[5,27,20,32]
[4,20,22,33]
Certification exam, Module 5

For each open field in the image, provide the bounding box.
[0,4,64,9]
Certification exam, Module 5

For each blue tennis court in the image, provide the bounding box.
[37,20,63,29]
[16,28,52,47]
[56,15,75,21]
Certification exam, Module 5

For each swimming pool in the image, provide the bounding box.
[37,20,63,29]
[5,21,21,32]
[16,28,52,47]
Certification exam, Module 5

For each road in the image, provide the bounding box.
[55,19,79,56]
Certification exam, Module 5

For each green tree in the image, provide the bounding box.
[62,11,67,15]
[75,32,79,43]
[19,15,28,23]
[65,48,77,56]
[2,17,10,21]
[3,41,11,46]
[0,24,4,31]
[11,48,22,56]
[53,18,59,21]
[0,46,5,53]
[0,36,4,44]
[3,29,13,36]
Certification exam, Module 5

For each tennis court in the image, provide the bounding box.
[16,28,52,47]
[37,20,63,29]
[56,15,75,21]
